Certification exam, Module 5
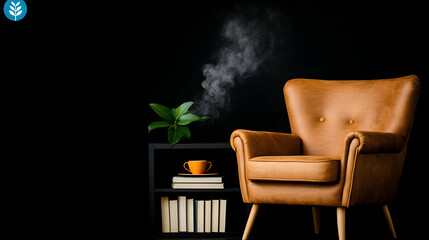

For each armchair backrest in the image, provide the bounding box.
[283,75,420,156]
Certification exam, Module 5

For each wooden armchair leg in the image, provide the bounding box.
[382,204,398,239]
[312,207,321,234]
[337,207,346,240]
[242,204,259,240]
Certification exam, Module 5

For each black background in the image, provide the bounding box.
[142,1,429,239]
[2,0,428,238]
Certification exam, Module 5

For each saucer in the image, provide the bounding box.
[178,173,219,176]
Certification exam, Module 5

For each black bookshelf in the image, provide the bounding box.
[148,143,247,239]
[153,188,241,193]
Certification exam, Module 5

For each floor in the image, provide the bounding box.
[241,204,420,240]
[151,203,422,239]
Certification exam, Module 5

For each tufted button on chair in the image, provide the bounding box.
[230,75,420,240]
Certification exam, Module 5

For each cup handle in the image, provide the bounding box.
[183,162,191,173]
[205,161,212,172]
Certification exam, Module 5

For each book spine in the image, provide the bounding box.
[160,196,170,233]
[171,183,224,189]
[212,199,219,232]
[178,196,187,232]
[204,200,212,233]
[172,176,223,183]
[169,200,178,233]
[219,199,227,232]
[193,199,197,232]
[197,200,205,232]
[186,199,194,232]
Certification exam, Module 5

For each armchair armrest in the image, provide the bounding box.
[230,129,301,158]
[345,131,405,154]
[230,129,301,202]
[342,131,407,206]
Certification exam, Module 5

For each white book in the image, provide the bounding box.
[160,197,170,233]
[169,200,178,233]
[171,183,224,189]
[219,199,227,232]
[197,200,205,232]
[205,200,212,233]
[172,176,223,183]
[186,199,194,232]
[211,199,219,232]
[178,196,187,232]
[194,199,198,232]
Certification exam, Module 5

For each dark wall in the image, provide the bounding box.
[144,0,428,140]
[143,0,428,239]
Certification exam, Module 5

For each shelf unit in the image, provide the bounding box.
[148,143,247,239]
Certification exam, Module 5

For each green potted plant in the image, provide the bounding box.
[148,101,212,145]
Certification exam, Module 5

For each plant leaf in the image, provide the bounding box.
[200,116,214,124]
[9,10,15,16]
[177,113,200,125]
[11,2,15,7]
[149,103,175,123]
[15,2,19,6]
[168,127,183,145]
[148,121,172,133]
[175,101,194,120]
[10,6,14,10]
[177,126,190,139]
[167,127,174,144]
[16,10,22,16]
[17,6,21,11]
[171,108,177,119]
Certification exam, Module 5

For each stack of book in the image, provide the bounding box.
[160,196,227,233]
[171,175,224,189]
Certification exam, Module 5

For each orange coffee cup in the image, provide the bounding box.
[183,160,212,174]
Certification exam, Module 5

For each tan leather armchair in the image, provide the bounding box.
[230,75,420,240]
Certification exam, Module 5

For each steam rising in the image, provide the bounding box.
[194,5,285,118]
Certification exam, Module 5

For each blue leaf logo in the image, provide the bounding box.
[3,0,27,21]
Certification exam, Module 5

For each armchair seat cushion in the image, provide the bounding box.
[248,155,340,183]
